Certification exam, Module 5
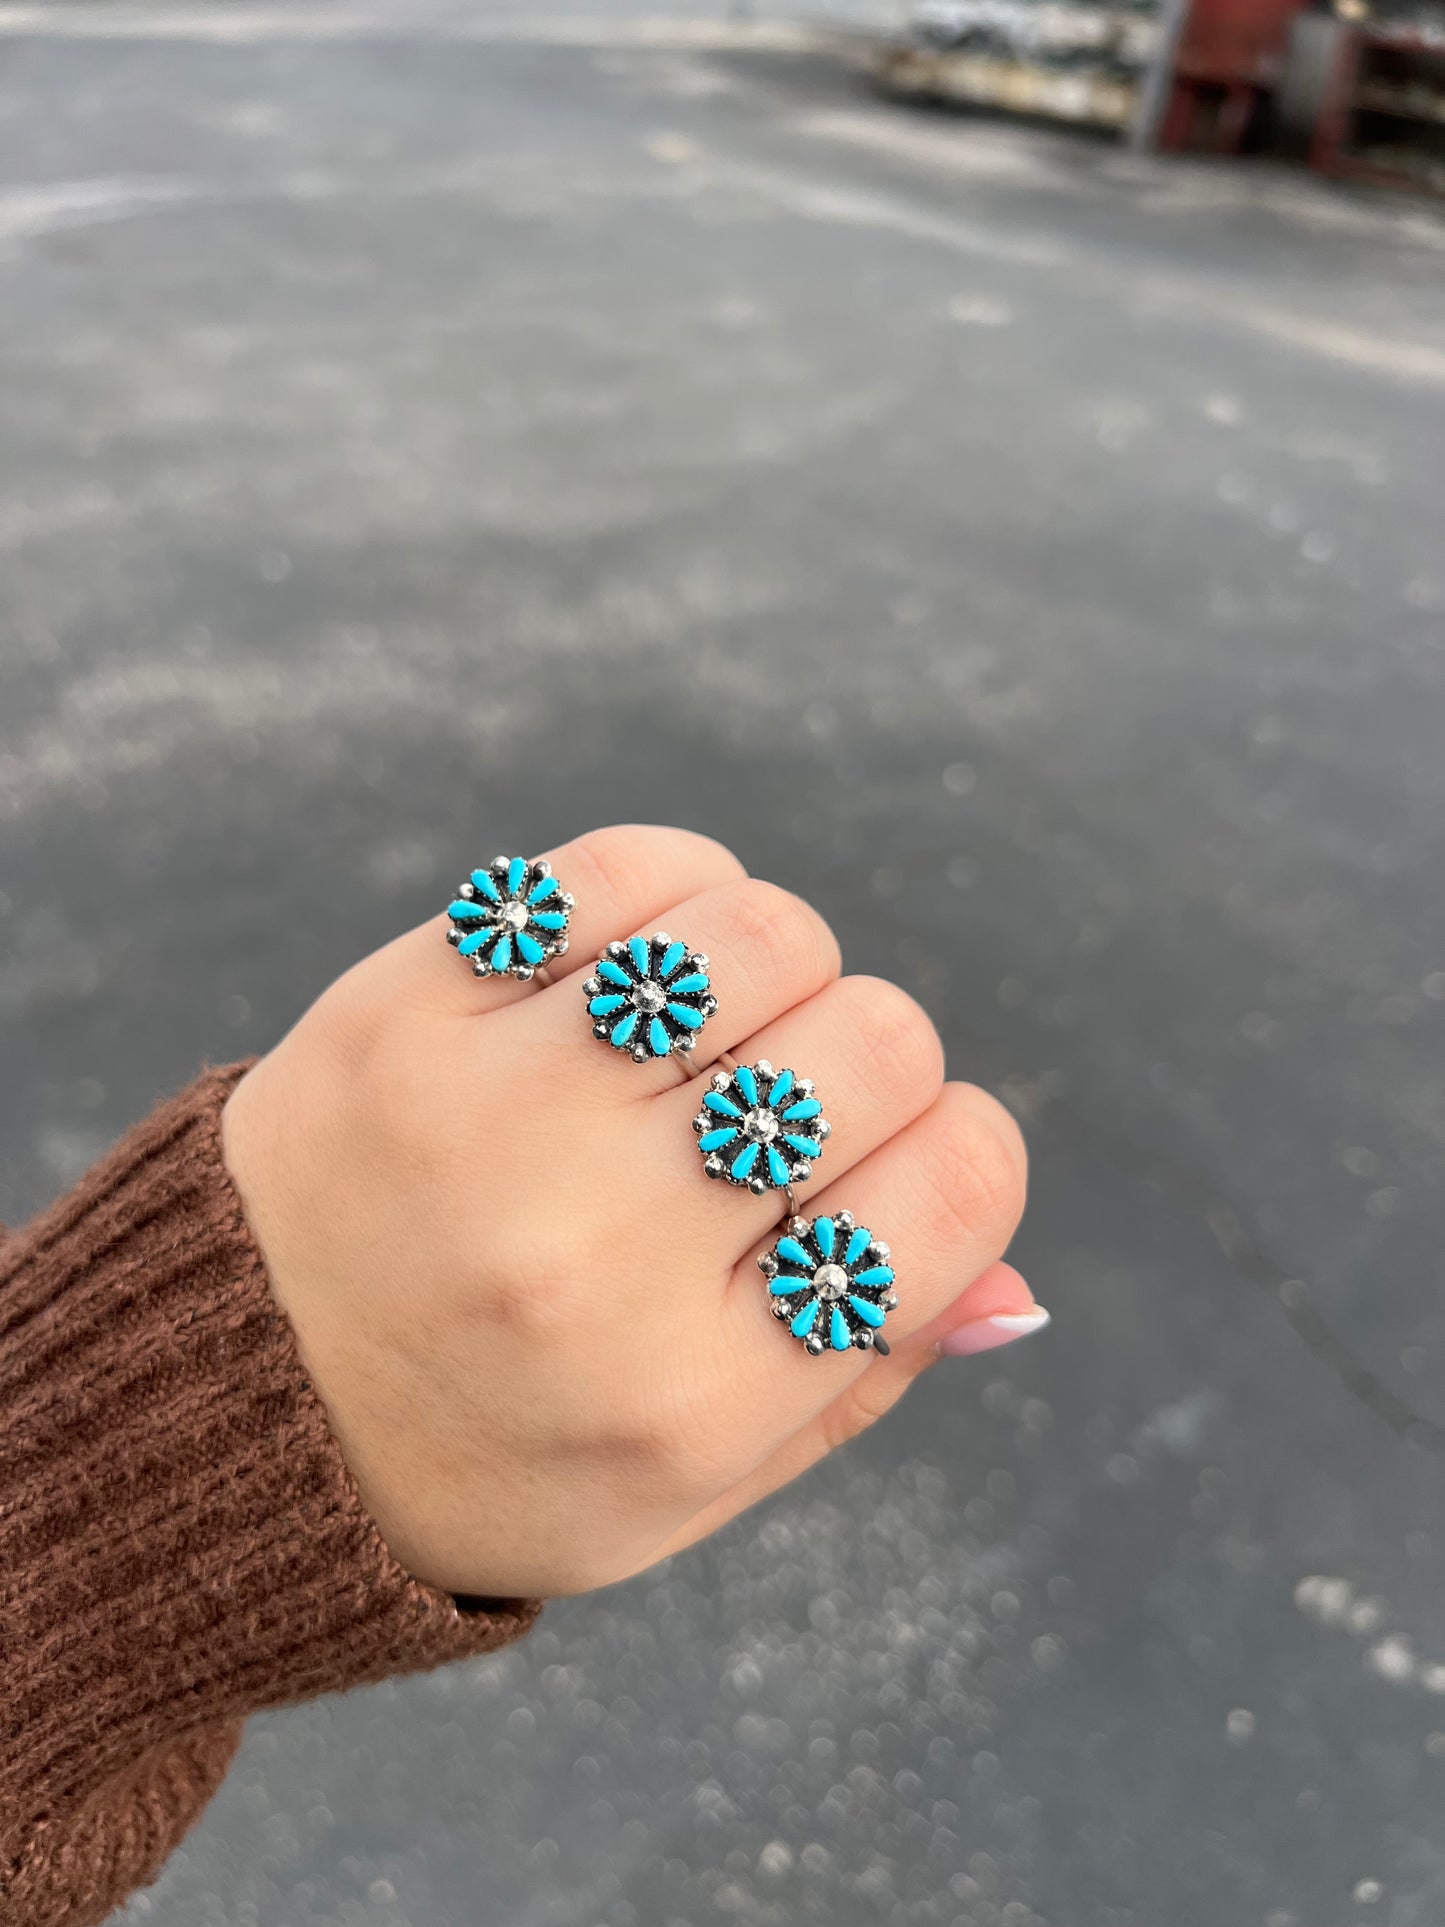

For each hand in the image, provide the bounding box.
[221,825,1036,1600]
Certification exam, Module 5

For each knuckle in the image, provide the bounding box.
[727,879,840,990]
[926,1087,1029,1246]
[840,976,945,1097]
[571,824,743,908]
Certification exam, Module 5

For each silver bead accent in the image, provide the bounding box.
[690,952,709,970]
[701,995,718,1017]
[473,960,492,978]
[583,977,602,997]
[630,1043,649,1063]
[515,966,534,982]
[711,1070,732,1092]
[789,1216,812,1239]
[704,1155,725,1178]
[797,1078,815,1097]
[869,1241,891,1263]
[491,855,509,871]
[771,1299,791,1319]
[560,893,575,910]
[458,881,475,899]
[555,938,570,956]
[790,1160,812,1182]
[535,860,551,877]
[854,1328,874,1349]
[882,1289,899,1311]
[654,930,671,947]
[804,1332,826,1356]
[747,1175,768,1194]
[817,1120,833,1141]
[593,1021,610,1038]
[834,1207,853,1228]
[606,940,628,958]
[755,1058,774,1078]
[692,1113,710,1135]
[757,1252,779,1276]
[446,928,462,947]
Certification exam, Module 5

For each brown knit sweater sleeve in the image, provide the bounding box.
[0,1064,539,1927]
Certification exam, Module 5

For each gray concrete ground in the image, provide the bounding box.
[2,7,1444,1925]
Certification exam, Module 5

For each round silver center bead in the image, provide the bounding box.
[813,1263,849,1302]
[498,899,530,932]
[743,1108,779,1143]
[632,979,667,1015]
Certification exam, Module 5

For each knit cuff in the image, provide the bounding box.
[1,1063,538,1873]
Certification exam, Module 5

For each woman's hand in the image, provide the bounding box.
[221,825,1036,1601]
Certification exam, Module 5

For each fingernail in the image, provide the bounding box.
[936,1306,1050,1359]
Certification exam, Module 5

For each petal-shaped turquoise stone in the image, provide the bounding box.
[734,1064,758,1106]
[447,899,484,922]
[667,973,709,997]
[598,958,632,988]
[469,870,501,901]
[648,1016,671,1057]
[830,1307,850,1351]
[531,911,567,932]
[491,934,513,972]
[731,1142,759,1180]
[628,936,651,977]
[849,1294,886,1328]
[516,930,545,965]
[844,1226,872,1267]
[852,1265,894,1287]
[457,929,491,957]
[776,1237,812,1268]
[610,1010,638,1048]
[766,1147,790,1188]
[703,1092,743,1117]
[589,994,626,1017]
[667,1002,705,1029]
[770,1275,806,1296]
[699,1127,738,1153]
[527,876,559,905]
[782,1098,822,1121]
[791,1299,819,1339]
[766,1068,794,1107]
[659,941,687,981]
[815,1216,836,1260]
[507,857,527,896]
[783,1134,821,1158]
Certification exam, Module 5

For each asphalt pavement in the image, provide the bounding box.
[2,7,1444,1925]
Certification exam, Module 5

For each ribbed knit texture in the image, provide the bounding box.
[0,1064,538,1927]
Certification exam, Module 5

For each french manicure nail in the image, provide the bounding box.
[936,1305,1051,1359]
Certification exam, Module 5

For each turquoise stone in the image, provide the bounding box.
[598,958,631,988]
[611,1011,638,1048]
[776,1237,811,1268]
[628,935,651,977]
[659,941,687,980]
[507,857,527,896]
[491,934,513,972]
[734,1064,759,1106]
[767,1068,794,1107]
[791,1300,819,1339]
[516,931,545,965]
[699,1126,739,1152]
[667,973,709,996]
[844,1226,872,1266]
[703,1092,742,1117]
[457,930,490,957]
[469,870,501,900]
[588,994,626,1017]
[852,1266,894,1287]
[782,1098,822,1122]
[667,1002,704,1029]
[731,1142,759,1180]
[830,1307,850,1351]
[783,1134,821,1158]
[766,1147,790,1187]
[527,876,559,905]
[648,1016,670,1056]
[530,910,567,931]
[815,1216,836,1259]
[849,1295,886,1327]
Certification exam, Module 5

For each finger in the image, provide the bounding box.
[521,872,843,1094]
[649,973,946,1237]
[357,824,746,1016]
[714,1080,1029,1442]
[654,1260,1044,1557]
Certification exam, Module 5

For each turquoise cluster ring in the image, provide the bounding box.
[758,1210,898,1356]
[445,856,573,981]
[693,1059,829,1194]
[583,933,717,1063]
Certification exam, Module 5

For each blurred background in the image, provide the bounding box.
[2,1,1444,1923]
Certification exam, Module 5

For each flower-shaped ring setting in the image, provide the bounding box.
[757,1210,898,1355]
[693,1059,830,1194]
[584,932,717,1063]
[445,856,573,981]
